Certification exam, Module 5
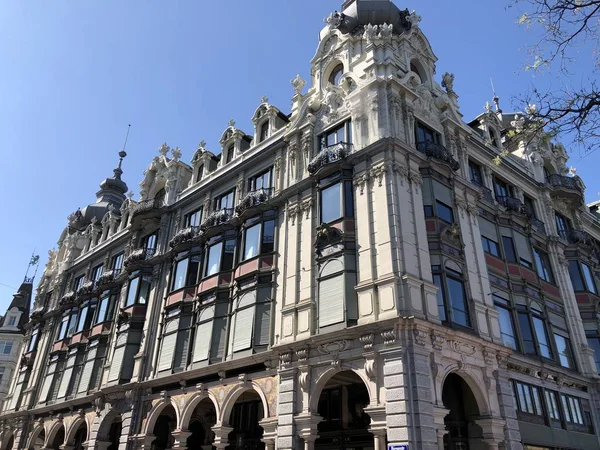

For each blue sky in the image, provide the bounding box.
[1,0,598,311]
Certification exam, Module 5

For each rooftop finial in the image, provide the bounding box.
[113,124,130,180]
[490,78,501,113]
[24,251,40,284]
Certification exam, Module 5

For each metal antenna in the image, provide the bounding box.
[118,124,131,169]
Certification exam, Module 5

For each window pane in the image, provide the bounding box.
[582,263,597,294]
[433,274,446,322]
[138,276,152,304]
[261,220,275,254]
[172,258,189,291]
[112,253,124,271]
[532,386,543,415]
[502,236,517,262]
[126,278,139,307]
[561,395,572,422]
[222,240,235,271]
[96,296,109,324]
[206,242,223,276]
[186,256,201,287]
[533,317,553,358]
[518,313,536,355]
[545,390,560,420]
[321,183,342,223]
[67,313,78,337]
[554,333,571,368]
[244,224,260,260]
[534,249,553,282]
[436,201,454,223]
[344,181,354,217]
[495,305,517,350]
[447,276,470,327]
[76,306,89,333]
[587,337,600,372]
[569,260,586,291]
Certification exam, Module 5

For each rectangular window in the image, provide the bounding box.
[446,275,470,327]
[524,196,536,218]
[196,164,204,182]
[248,168,273,191]
[415,121,440,144]
[0,341,13,355]
[502,236,517,262]
[95,293,116,324]
[73,275,85,291]
[518,312,537,355]
[244,224,260,260]
[433,274,446,322]
[469,161,483,185]
[57,316,69,341]
[91,264,103,282]
[555,212,570,234]
[493,178,512,198]
[185,208,203,227]
[27,328,39,352]
[545,390,560,420]
[322,120,352,148]
[125,275,152,307]
[514,381,543,415]
[75,305,89,333]
[112,252,124,271]
[260,121,269,142]
[143,233,158,251]
[494,301,518,350]
[7,316,16,326]
[320,183,342,224]
[582,263,597,294]
[215,190,235,210]
[482,236,500,257]
[243,220,275,261]
[569,260,586,291]
[533,316,553,358]
[225,145,234,163]
[554,333,572,368]
[206,242,223,276]
[436,201,454,223]
[587,336,600,372]
[172,258,189,291]
[561,394,584,424]
[534,248,554,283]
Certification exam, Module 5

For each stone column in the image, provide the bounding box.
[365,405,387,450]
[276,364,297,450]
[130,434,154,450]
[494,363,523,450]
[170,430,191,449]
[259,417,277,450]
[432,407,449,450]
[475,417,506,450]
[295,412,322,450]
[211,425,233,450]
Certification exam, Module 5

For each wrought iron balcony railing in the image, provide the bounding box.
[59,291,76,307]
[546,174,583,193]
[530,217,546,235]
[235,188,274,216]
[559,229,594,246]
[479,186,495,204]
[97,269,122,286]
[132,198,164,216]
[200,208,234,231]
[307,142,353,174]
[417,141,460,171]
[124,247,156,267]
[77,280,96,297]
[169,226,201,248]
[496,196,527,215]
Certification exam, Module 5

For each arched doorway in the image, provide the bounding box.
[49,426,65,450]
[226,391,264,450]
[5,434,14,450]
[441,373,483,450]
[152,405,177,450]
[315,371,373,450]
[186,398,217,449]
[30,428,45,450]
[96,411,122,450]
[71,422,87,450]
[107,418,123,450]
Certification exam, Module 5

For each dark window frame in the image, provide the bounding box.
[534,247,554,283]
[242,216,276,262]
[204,233,236,278]
[185,207,203,228]
[432,266,471,328]
[415,121,441,145]
[482,235,500,257]
[125,272,152,307]
[248,167,273,192]
[319,120,353,150]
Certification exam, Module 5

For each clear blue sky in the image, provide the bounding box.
[1,1,598,311]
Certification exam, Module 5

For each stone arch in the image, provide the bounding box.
[45,422,65,450]
[180,392,221,430]
[220,382,270,425]
[144,399,181,435]
[309,365,376,413]
[409,58,428,84]
[94,409,122,442]
[1,430,14,450]
[64,417,88,447]
[324,60,345,87]
[4,434,14,450]
[438,367,490,416]
[25,425,45,450]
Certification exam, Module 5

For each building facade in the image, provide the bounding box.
[2,1,600,449]
[0,280,32,413]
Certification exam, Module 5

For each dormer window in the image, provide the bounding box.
[225,145,235,164]
[7,316,16,326]
[259,122,269,142]
[329,63,344,86]
[196,164,204,182]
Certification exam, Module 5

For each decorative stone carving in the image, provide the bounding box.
[301,198,313,219]
[370,164,387,187]
[441,72,455,94]
[318,340,348,355]
[381,328,397,345]
[447,340,476,356]
[482,349,495,365]
[430,332,445,351]
[287,203,300,226]
[291,74,306,96]
[413,328,428,346]
[296,348,309,364]
[354,172,370,195]
[360,333,375,350]
[364,358,377,381]
[279,352,293,367]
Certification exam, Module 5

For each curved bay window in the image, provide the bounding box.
[229,286,271,356]
[171,247,202,291]
[242,214,275,261]
[423,177,455,224]
[319,171,354,224]
[75,299,97,334]
[205,233,236,277]
[569,260,598,294]
[56,308,79,341]
[432,264,471,328]
[125,271,152,307]
[27,327,40,353]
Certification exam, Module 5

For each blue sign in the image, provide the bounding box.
[388,445,409,450]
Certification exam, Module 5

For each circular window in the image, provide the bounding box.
[328,64,344,86]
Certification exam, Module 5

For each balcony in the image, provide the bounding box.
[307,142,353,175]
[77,280,96,299]
[200,208,234,232]
[131,197,165,218]
[546,174,584,201]
[235,188,274,217]
[96,269,122,287]
[417,141,460,171]
[559,229,595,246]
[530,217,546,235]
[496,196,527,215]
[478,185,495,205]
[169,226,201,249]
[124,247,156,268]
[59,291,76,308]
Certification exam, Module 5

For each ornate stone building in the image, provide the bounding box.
[0,280,32,412]
[2,1,600,449]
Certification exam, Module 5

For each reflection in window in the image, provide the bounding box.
[328,64,344,86]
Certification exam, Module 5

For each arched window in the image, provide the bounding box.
[259,121,269,142]
[328,64,344,86]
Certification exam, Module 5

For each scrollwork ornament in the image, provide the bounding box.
[354,172,370,195]
[370,164,387,187]
[430,332,444,351]
[359,333,375,350]
[364,358,377,381]
[413,328,428,346]
[381,329,397,345]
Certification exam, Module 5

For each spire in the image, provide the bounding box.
[96,126,130,203]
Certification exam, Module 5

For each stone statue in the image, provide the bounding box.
[441,72,455,94]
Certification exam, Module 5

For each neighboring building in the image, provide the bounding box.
[0,280,32,413]
[3,1,600,449]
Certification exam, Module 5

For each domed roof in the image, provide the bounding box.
[327,0,413,35]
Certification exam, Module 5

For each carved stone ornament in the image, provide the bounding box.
[413,328,428,346]
[298,369,309,390]
[279,352,293,367]
[364,358,377,381]
[314,222,344,248]
[370,164,387,187]
[482,349,495,365]
[291,74,306,96]
[430,332,445,351]
[354,172,370,195]
[441,72,455,95]
[287,203,301,226]
[447,340,476,356]
[318,340,349,355]
[296,348,309,364]
[381,328,397,345]
[360,333,375,350]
